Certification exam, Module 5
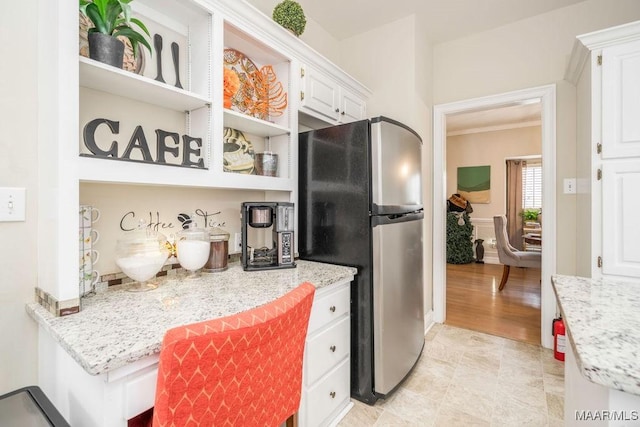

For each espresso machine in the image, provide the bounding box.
[241,202,296,271]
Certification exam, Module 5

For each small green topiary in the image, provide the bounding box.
[272,0,306,37]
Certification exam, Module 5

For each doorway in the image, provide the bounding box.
[432,85,557,349]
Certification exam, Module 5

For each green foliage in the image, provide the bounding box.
[521,208,540,221]
[79,0,151,57]
[446,212,474,264]
[272,0,307,36]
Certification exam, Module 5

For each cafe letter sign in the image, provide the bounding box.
[82,118,205,168]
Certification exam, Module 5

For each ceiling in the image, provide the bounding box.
[286,0,587,43]
[447,102,542,135]
[247,0,578,131]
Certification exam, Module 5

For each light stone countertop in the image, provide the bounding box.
[26,260,356,376]
[551,274,640,396]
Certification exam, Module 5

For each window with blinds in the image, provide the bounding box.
[522,160,542,209]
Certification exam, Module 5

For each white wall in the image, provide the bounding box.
[0,2,40,394]
[433,0,640,276]
[446,126,542,220]
[80,184,266,275]
[338,15,435,316]
[244,0,341,64]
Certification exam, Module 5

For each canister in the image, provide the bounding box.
[204,226,230,272]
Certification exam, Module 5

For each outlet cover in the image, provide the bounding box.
[0,187,26,222]
[232,232,242,253]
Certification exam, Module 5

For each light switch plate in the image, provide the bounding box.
[563,178,577,194]
[0,187,26,222]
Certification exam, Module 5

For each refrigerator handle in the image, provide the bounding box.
[372,210,424,227]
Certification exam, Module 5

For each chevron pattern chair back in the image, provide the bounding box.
[152,282,316,427]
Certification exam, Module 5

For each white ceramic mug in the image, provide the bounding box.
[79,205,101,228]
[80,270,100,296]
[81,228,100,247]
[80,249,100,266]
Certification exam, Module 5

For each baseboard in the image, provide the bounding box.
[424,309,435,335]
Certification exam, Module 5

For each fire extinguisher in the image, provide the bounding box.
[553,317,566,361]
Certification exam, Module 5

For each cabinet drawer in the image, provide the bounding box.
[305,316,350,385]
[302,359,350,427]
[123,367,158,420]
[308,281,350,333]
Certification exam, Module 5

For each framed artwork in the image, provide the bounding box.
[457,165,491,203]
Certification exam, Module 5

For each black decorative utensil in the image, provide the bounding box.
[171,42,183,89]
[154,34,165,83]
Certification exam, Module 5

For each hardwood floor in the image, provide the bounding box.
[445,262,542,345]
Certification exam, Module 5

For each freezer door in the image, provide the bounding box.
[371,117,422,210]
[372,214,424,396]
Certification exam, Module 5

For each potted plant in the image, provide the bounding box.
[521,208,541,223]
[272,0,307,37]
[79,0,151,69]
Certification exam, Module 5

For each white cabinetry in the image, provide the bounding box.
[300,64,367,125]
[39,0,371,306]
[564,331,640,426]
[38,279,353,427]
[569,20,640,280]
[300,279,353,427]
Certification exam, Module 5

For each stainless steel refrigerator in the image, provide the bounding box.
[298,116,424,404]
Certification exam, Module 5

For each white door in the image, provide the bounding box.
[601,160,640,278]
[602,39,640,158]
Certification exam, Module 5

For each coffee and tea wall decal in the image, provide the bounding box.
[119,209,226,232]
[81,117,205,169]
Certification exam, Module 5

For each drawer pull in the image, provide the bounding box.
[330,391,336,399]
[330,345,336,352]
[329,305,336,312]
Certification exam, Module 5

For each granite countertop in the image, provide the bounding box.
[26,260,356,376]
[551,274,640,396]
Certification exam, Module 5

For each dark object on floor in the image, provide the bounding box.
[0,385,70,426]
[475,238,485,263]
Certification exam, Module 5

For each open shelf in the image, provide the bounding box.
[79,57,211,112]
[223,109,290,137]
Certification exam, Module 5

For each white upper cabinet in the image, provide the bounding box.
[602,39,640,159]
[570,20,640,280]
[300,64,367,125]
[601,161,640,277]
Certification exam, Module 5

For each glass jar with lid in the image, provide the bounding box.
[115,221,170,292]
[175,221,210,278]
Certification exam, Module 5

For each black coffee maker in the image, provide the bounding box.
[241,202,296,271]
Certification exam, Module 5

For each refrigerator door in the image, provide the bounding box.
[372,212,424,396]
[299,121,377,402]
[370,117,422,213]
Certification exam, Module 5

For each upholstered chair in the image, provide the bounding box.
[493,215,541,291]
[152,282,316,427]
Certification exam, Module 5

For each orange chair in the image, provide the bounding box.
[152,282,315,427]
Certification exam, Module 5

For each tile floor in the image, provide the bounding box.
[338,324,565,426]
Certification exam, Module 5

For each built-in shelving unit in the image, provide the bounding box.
[39,0,371,425]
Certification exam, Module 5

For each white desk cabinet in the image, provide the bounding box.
[33,269,355,427]
[299,279,353,427]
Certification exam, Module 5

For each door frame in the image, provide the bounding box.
[432,84,557,349]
